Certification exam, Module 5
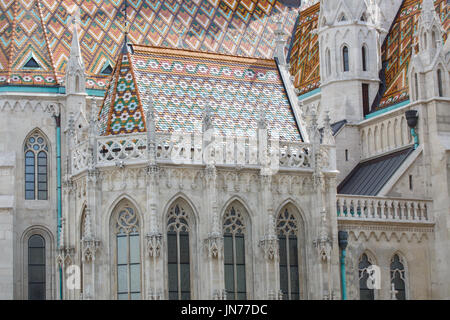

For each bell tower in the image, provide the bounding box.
[317,0,385,122]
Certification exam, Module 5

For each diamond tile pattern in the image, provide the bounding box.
[0,0,299,89]
[99,45,302,142]
[288,2,319,96]
[376,0,449,111]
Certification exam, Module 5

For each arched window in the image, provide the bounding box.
[24,130,48,200]
[28,235,46,300]
[75,75,80,92]
[414,73,419,100]
[432,31,436,49]
[359,253,375,300]
[223,204,247,300]
[326,48,331,76]
[423,33,427,50]
[390,254,406,300]
[362,46,367,71]
[167,202,191,300]
[437,69,443,97]
[114,205,141,300]
[277,207,300,300]
[343,46,349,72]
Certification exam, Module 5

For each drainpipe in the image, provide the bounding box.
[338,231,348,300]
[53,112,63,300]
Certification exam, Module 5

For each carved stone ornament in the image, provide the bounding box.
[204,232,223,259]
[146,232,163,258]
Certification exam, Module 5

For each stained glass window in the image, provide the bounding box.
[28,235,45,300]
[390,254,406,300]
[167,203,191,300]
[359,253,375,300]
[24,131,48,200]
[277,208,300,300]
[115,206,141,300]
[223,205,247,300]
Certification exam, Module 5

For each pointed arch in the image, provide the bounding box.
[24,128,50,200]
[390,252,408,300]
[358,250,377,300]
[21,225,55,300]
[165,196,196,300]
[342,45,350,72]
[109,197,142,300]
[222,198,253,300]
[276,201,307,300]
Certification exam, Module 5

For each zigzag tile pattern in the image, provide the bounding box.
[0,0,58,85]
[0,0,299,89]
[288,2,319,96]
[377,0,449,110]
[99,45,302,142]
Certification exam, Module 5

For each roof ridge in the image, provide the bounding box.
[131,43,278,65]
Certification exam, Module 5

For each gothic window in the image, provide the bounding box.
[362,46,367,71]
[343,46,349,72]
[359,253,375,300]
[432,31,436,49]
[28,235,46,300]
[390,254,406,300]
[437,69,443,97]
[24,130,48,200]
[167,202,191,300]
[114,206,141,300]
[414,73,419,100]
[223,205,247,300]
[277,208,300,300]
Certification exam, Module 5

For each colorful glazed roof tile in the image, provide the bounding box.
[0,0,300,90]
[288,2,320,96]
[98,44,302,142]
[376,0,449,111]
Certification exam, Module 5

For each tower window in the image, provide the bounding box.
[409,175,413,190]
[362,83,370,116]
[326,49,331,76]
[437,69,443,97]
[345,149,349,161]
[414,73,419,100]
[343,46,349,72]
[362,46,367,71]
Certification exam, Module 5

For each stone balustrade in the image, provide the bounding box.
[337,194,433,223]
[71,132,327,173]
[360,111,413,159]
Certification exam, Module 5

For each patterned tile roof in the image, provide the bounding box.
[98,44,302,142]
[288,2,319,96]
[0,0,300,90]
[376,0,449,111]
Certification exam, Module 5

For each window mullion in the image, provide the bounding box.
[34,153,38,200]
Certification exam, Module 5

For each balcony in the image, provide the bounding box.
[336,194,433,224]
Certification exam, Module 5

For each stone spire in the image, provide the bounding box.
[66,6,86,94]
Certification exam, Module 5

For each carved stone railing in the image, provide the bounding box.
[72,140,89,175]
[337,195,433,223]
[71,132,324,173]
[359,107,414,160]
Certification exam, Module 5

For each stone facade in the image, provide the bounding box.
[0,0,449,300]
